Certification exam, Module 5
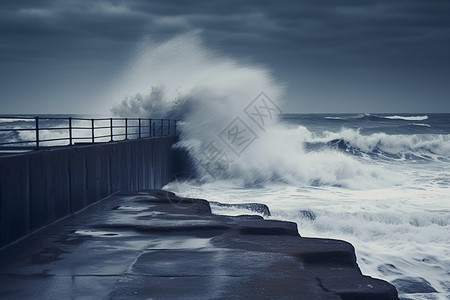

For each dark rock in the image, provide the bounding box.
[230,215,265,221]
[314,272,399,300]
[392,277,437,294]
[135,194,212,215]
[210,201,271,216]
[300,250,357,267]
[238,220,299,236]
[295,238,358,268]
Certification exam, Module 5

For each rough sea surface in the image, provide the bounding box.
[168,113,450,300]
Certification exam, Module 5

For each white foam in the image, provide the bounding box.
[383,115,429,121]
[107,32,410,189]
[412,123,431,127]
[173,168,450,299]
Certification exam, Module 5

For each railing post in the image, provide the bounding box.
[69,117,73,146]
[149,119,152,137]
[160,119,163,136]
[138,118,141,139]
[110,118,113,141]
[153,122,156,137]
[35,116,40,149]
[125,118,128,140]
[91,118,95,143]
[168,119,170,136]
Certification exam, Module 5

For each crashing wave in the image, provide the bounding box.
[108,32,405,189]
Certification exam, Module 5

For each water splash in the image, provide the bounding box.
[109,32,397,189]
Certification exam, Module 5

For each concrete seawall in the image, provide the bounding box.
[0,190,399,299]
[0,137,178,248]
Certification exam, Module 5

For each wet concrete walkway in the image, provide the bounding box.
[0,190,399,299]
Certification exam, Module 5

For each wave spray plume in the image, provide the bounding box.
[110,32,397,189]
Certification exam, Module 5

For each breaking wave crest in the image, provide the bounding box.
[109,32,403,189]
[304,128,450,161]
[324,114,429,122]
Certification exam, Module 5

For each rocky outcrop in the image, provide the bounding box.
[210,201,271,216]
[0,190,399,299]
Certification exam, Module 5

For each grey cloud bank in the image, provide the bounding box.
[1,0,449,113]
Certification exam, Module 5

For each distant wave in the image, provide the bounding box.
[324,116,343,120]
[0,118,33,123]
[324,114,374,121]
[324,114,430,122]
[382,115,428,121]
[412,123,431,127]
[305,129,450,162]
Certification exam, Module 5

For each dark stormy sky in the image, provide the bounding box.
[1,0,449,114]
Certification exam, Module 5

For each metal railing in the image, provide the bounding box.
[0,116,177,151]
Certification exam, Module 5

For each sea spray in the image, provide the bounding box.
[110,32,396,188]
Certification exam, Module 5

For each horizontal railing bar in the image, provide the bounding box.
[70,126,98,130]
[30,127,69,131]
[0,116,170,121]
[0,147,38,151]
[108,125,147,128]
[0,140,36,146]
[92,134,111,139]
[0,116,71,121]
[0,122,169,128]
[0,116,36,119]
[36,137,70,143]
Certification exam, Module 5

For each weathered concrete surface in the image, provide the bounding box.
[0,137,177,248]
[0,190,399,299]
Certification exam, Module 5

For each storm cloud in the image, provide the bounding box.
[1,0,449,113]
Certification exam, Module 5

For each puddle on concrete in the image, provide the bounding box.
[134,195,159,200]
[74,230,121,238]
[113,205,154,211]
[118,195,158,201]
[146,237,212,250]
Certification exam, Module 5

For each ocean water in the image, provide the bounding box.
[168,113,450,300]
[2,33,448,299]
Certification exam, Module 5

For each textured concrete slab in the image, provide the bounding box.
[0,190,399,299]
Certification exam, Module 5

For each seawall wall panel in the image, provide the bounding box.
[0,157,30,246]
[0,136,178,248]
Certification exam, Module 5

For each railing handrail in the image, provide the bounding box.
[0,116,177,151]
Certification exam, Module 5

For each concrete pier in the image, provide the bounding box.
[0,190,399,299]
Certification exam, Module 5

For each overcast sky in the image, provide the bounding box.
[1,0,449,114]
